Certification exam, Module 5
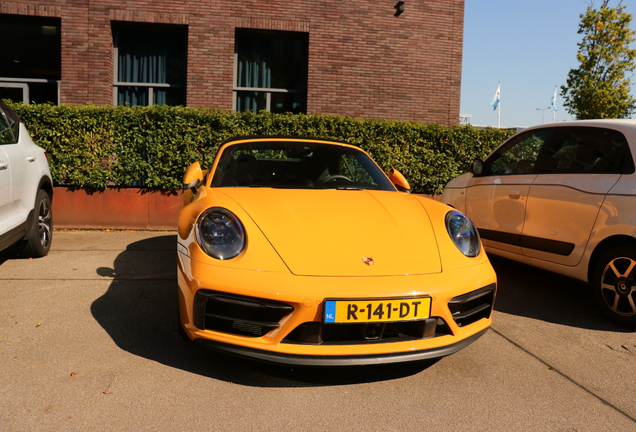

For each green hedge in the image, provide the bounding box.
[11,104,515,194]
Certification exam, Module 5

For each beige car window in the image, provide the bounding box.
[539,127,632,174]
[488,130,549,176]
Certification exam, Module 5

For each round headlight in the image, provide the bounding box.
[445,210,481,257]
[195,207,246,260]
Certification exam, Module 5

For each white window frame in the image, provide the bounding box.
[112,81,175,106]
[0,77,61,105]
[231,73,299,112]
[232,30,307,113]
[112,26,186,106]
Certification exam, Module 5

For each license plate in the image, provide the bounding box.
[324,297,431,323]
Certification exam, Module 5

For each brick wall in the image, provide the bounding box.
[0,0,464,126]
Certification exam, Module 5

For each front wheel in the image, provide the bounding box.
[19,189,53,258]
[592,246,636,328]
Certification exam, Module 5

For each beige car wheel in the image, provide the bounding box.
[593,247,636,328]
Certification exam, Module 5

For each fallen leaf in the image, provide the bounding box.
[103,391,110,395]
[70,372,77,377]
[35,321,41,327]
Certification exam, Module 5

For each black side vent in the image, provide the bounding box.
[448,284,496,327]
[193,290,294,337]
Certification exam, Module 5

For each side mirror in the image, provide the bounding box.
[471,160,484,176]
[387,168,411,193]
[183,161,203,193]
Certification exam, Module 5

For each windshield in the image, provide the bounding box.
[211,140,396,191]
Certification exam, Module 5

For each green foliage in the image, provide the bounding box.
[561,0,636,119]
[11,104,514,194]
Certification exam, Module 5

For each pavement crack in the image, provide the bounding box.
[605,343,634,356]
[490,327,636,424]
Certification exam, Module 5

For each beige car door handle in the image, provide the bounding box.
[0,161,7,170]
[509,190,521,199]
[26,155,36,162]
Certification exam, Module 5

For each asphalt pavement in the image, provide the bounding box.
[1,231,635,431]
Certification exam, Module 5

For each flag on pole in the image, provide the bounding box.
[550,86,558,111]
[490,82,501,111]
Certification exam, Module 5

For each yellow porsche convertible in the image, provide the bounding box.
[177,136,496,366]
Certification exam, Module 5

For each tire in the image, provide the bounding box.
[20,189,53,258]
[592,246,636,328]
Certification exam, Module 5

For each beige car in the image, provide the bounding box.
[442,120,636,328]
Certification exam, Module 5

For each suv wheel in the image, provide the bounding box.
[592,246,636,328]
[20,189,53,258]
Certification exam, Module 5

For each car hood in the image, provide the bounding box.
[219,188,442,277]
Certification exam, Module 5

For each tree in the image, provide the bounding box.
[561,0,636,119]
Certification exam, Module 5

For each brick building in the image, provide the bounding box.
[0,0,464,126]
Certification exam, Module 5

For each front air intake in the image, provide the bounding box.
[193,290,294,337]
[448,284,496,327]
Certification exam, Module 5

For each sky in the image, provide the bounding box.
[460,0,636,128]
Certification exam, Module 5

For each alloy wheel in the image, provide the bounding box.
[37,196,52,250]
[599,256,636,317]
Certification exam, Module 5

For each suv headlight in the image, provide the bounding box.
[445,210,481,257]
[195,207,246,259]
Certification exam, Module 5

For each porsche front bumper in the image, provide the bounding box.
[178,253,496,366]
[194,328,489,366]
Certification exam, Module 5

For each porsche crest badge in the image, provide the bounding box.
[362,256,374,266]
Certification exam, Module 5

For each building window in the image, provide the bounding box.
[234,29,308,114]
[0,15,61,104]
[113,23,187,106]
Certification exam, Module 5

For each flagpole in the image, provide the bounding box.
[553,87,556,122]
[552,85,558,122]
[491,81,501,128]
[498,82,501,128]
[498,99,501,128]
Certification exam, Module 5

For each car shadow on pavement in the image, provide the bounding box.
[90,235,435,387]
[0,243,38,263]
[489,255,632,332]
[0,251,12,265]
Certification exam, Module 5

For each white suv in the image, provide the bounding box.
[0,101,53,257]
[441,120,636,328]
